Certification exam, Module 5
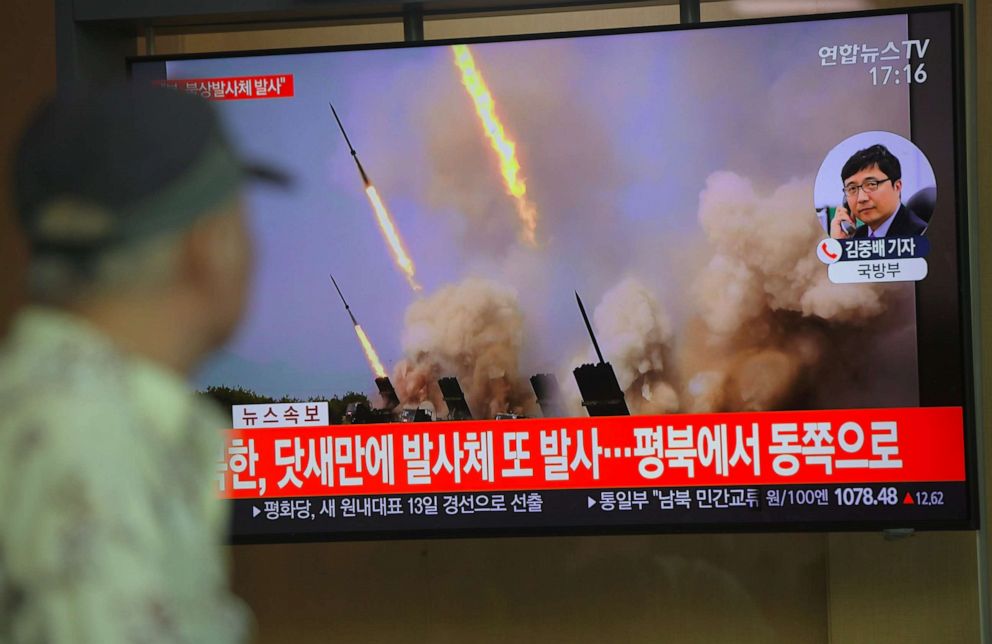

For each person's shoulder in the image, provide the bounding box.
[893,203,928,236]
[0,307,218,481]
[906,204,928,234]
[0,313,151,478]
[0,363,141,475]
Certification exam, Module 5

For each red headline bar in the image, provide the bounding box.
[155,75,294,101]
[216,406,965,499]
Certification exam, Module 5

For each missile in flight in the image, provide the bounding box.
[329,273,359,327]
[575,291,605,365]
[328,102,371,187]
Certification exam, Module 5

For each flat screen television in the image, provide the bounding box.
[130,4,974,543]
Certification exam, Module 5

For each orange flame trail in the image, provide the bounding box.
[452,44,539,246]
[354,323,387,378]
[364,185,422,291]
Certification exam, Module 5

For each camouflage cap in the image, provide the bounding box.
[13,83,286,256]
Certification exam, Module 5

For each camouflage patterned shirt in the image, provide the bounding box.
[0,307,249,643]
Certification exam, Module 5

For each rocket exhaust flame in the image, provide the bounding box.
[329,275,388,379]
[452,44,539,246]
[365,185,422,292]
[355,323,388,379]
[328,102,422,292]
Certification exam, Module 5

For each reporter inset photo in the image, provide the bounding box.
[814,132,936,240]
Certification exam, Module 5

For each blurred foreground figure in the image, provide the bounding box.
[0,85,282,642]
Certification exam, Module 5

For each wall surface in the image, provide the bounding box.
[233,532,829,643]
[2,0,989,642]
[0,0,52,333]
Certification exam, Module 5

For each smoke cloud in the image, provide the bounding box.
[392,277,537,418]
[593,277,680,414]
[679,171,912,412]
[392,169,916,418]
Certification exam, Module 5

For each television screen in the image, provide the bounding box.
[130,5,973,542]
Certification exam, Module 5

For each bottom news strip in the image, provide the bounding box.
[230,482,968,539]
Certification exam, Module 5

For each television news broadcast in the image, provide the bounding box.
[130,5,973,542]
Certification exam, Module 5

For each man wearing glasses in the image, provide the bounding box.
[829,143,929,240]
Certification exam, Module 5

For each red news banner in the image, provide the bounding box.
[217,407,965,499]
[155,75,294,101]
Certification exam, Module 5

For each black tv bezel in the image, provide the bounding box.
[128,3,977,543]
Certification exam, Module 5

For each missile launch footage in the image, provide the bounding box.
[329,102,422,293]
[191,17,923,424]
[452,44,540,247]
[329,274,387,380]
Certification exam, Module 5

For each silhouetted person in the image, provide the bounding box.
[0,85,284,642]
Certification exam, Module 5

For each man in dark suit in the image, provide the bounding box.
[830,144,928,240]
